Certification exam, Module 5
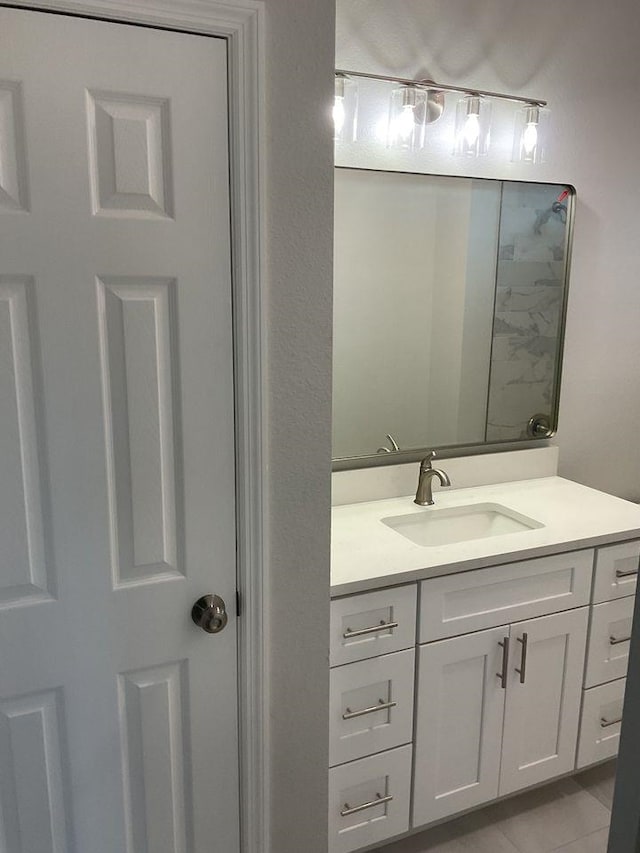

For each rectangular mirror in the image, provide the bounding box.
[333,168,575,466]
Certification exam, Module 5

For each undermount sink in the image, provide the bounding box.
[381,502,544,547]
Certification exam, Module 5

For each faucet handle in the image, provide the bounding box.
[420,450,436,469]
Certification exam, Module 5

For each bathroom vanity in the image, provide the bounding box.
[329,474,640,853]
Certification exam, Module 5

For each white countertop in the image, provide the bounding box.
[331,476,640,596]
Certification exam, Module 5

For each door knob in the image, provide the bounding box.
[192,594,228,634]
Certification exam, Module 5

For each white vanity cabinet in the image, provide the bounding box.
[328,538,640,853]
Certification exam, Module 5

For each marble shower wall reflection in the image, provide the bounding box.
[486,183,569,441]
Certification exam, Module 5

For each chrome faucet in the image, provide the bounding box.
[414,451,451,506]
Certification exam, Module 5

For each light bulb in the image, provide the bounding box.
[333,97,345,136]
[387,85,427,149]
[513,105,547,163]
[463,112,480,147]
[453,95,490,157]
[397,104,415,140]
[333,74,357,142]
[522,121,538,155]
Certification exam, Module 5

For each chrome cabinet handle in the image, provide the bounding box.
[515,633,528,684]
[497,637,510,689]
[601,715,623,728]
[616,567,638,578]
[343,620,398,639]
[610,634,631,646]
[342,699,397,720]
[340,793,393,817]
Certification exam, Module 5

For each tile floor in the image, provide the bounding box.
[375,762,616,853]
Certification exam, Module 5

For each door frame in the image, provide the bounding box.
[1,1,267,851]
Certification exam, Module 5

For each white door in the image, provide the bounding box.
[0,8,239,853]
[499,608,588,796]
[412,626,507,826]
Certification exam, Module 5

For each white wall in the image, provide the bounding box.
[336,0,640,500]
[264,2,334,852]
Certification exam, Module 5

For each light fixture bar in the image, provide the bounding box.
[335,68,546,108]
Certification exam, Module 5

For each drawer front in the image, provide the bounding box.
[330,649,414,768]
[330,585,417,666]
[584,598,634,688]
[577,679,627,769]
[593,540,640,603]
[328,745,411,853]
[419,550,594,643]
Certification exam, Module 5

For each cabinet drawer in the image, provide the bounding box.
[592,541,640,603]
[584,598,634,688]
[330,649,414,768]
[328,745,411,853]
[419,550,594,642]
[577,679,627,769]
[330,585,417,666]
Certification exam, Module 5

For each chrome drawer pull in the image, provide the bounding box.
[610,634,631,646]
[340,793,393,817]
[615,567,638,578]
[342,699,397,720]
[343,620,399,639]
[497,637,510,689]
[601,715,623,728]
[515,633,528,684]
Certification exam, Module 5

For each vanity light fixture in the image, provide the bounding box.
[454,94,491,157]
[333,73,358,142]
[334,69,547,161]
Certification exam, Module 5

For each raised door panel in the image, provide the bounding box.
[97,276,183,587]
[413,626,507,827]
[0,81,29,211]
[0,277,53,608]
[499,607,589,796]
[0,690,72,853]
[118,662,190,853]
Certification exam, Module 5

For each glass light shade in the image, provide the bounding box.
[387,85,428,150]
[512,106,550,163]
[334,74,358,143]
[453,95,491,157]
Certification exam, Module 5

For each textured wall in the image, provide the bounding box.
[264,1,334,851]
[336,0,640,499]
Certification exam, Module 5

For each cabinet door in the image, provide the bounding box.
[499,608,588,796]
[413,626,507,826]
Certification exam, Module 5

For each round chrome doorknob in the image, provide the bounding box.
[191,594,228,634]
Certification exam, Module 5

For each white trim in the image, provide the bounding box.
[2,2,268,852]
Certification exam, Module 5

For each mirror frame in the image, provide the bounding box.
[332,168,576,471]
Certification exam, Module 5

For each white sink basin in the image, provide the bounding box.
[381,502,544,547]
